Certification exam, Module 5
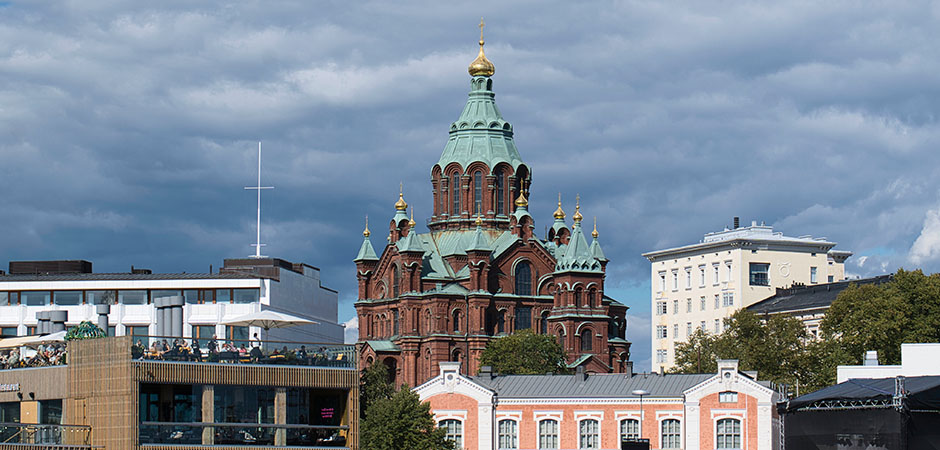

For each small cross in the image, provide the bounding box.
[479,18,485,41]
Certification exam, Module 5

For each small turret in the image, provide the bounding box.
[549,193,570,245]
[355,216,379,262]
[590,217,608,268]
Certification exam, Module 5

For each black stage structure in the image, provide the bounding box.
[781,376,940,450]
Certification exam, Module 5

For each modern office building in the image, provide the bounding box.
[642,219,852,371]
[355,34,629,387]
[746,274,892,339]
[416,359,781,450]
[0,258,343,344]
[0,335,357,450]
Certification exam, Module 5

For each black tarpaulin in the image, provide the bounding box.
[785,376,940,411]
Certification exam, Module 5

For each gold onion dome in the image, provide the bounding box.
[553,193,566,219]
[363,216,371,237]
[572,195,583,223]
[592,217,599,239]
[515,191,529,208]
[475,214,484,226]
[409,208,417,227]
[395,183,408,211]
[468,18,495,77]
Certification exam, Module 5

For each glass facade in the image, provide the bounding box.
[87,290,114,305]
[52,291,81,306]
[233,289,259,304]
[119,290,147,305]
[22,291,50,306]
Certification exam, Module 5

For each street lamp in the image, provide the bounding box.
[631,389,650,441]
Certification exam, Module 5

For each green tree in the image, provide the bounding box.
[478,329,568,375]
[360,362,394,419]
[361,388,455,450]
[672,328,721,374]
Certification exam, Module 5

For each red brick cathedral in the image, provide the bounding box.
[355,34,631,387]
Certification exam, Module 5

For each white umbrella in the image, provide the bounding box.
[222,310,317,341]
[25,330,67,345]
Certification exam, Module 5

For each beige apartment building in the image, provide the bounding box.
[642,219,851,372]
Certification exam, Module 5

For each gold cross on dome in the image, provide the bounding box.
[479,18,485,41]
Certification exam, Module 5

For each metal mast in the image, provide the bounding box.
[245,141,274,258]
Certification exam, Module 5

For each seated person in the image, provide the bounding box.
[238,344,248,356]
[297,345,308,359]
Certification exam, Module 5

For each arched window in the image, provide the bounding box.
[452,173,461,215]
[495,168,505,215]
[579,419,599,449]
[497,419,518,449]
[392,265,400,297]
[540,311,549,334]
[514,261,531,296]
[474,170,483,215]
[620,418,640,441]
[453,310,461,333]
[439,419,463,448]
[661,419,681,449]
[587,288,596,307]
[392,309,400,336]
[574,288,583,306]
[538,419,559,449]
[497,310,506,334]
[580,329,593,352]
[439,178,446,216]
[716,418,741,449]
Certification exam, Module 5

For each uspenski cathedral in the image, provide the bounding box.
[355,29,631,387]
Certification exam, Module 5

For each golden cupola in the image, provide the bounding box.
[572,195,583,223]
[468,18,495,77]
[553,193,566,220]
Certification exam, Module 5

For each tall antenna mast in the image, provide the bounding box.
[244,141,274,258]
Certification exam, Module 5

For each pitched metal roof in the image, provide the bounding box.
[365,340,401,352]
[747,274,893,315]
[468,372,714,398]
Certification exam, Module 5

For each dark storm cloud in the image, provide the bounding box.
[3,1,940,365]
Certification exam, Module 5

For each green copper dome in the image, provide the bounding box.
[434,76,525,173]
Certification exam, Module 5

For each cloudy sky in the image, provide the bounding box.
[3,1,940,369]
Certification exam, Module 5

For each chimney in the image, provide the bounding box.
[575,365,587,381]
[864,351,879,366]
[480,366,494,379]
[733,217,740,229]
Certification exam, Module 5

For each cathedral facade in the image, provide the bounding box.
[354,35,631,387]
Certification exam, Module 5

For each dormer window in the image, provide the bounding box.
[719,391,738,403]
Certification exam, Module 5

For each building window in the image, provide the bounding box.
[686,322,692,337]
[440,419,463,448]
[574,288,583,306]
[714,294,720,309]
[749,263,769,286]
[226,325,249,342]
[453,310,460,333]
[193,325,216,347]
[128,326,149,342]
[722,292,734,307]
[656,326,667,339]
[726,262,733,282]
[685,268,691,289]
[540,311,549,335]
[119,290,147,305]
[498,419,518,449]
[714,319,720,333]
[713,264,720,285]
[700,321,706,331]
[700,296,706,311]
[538,419,559,449]
[0,327,17,337]
[497,310,506,334]
[515,261,532,296]
[516,306,532,331]
[673,324,678,338]
[658,272,666,292]
[232,289,259,304]
[672,299,678,314]
[86,290,115,305]
[620,418,640,441]
[393,310,400,336]
[656,301,667,315]
[719,391,738,403]
[587,289,596,308]
[828,275,834,283]
[579,419,599,449]
[474,170,483,215]
[810,266,818,283]
[392,265,401,297]
[656,349,667,363]
[451,173,461,215]
[686,298,692,313]
[581,329,593,352]
[495,169,505,215]
[53,291,82,306]
[661,419,681,449]
[22,291,50,306]
[672,271,678,290]
[716,418,742,449]
[699,265,706,286]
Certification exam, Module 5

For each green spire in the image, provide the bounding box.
[354,217,379,262]
[467,215,491,252]
[435,57,525,174]
[555,202,602,273]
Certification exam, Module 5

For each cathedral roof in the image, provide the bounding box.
[355,236,379,262]
[555,219,602,273]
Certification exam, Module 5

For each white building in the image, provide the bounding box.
[837,344,940,383]
[642,219,851,372]
[0,258,343,344]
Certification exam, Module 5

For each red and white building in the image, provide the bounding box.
[416,360,781,450]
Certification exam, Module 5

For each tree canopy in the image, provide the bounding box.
[360,388,455,450]
[478,329,568,375]
[360,362,395,419]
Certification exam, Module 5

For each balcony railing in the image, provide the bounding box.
[132,336,355,369]
[0,423,91,447]
[139,422,348,447]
